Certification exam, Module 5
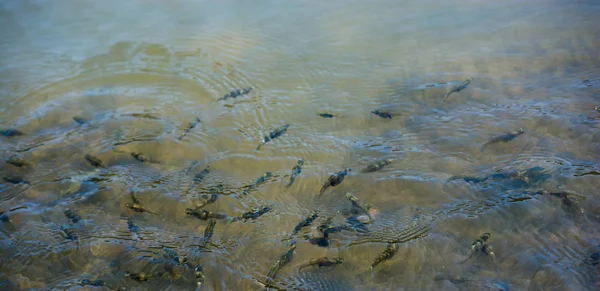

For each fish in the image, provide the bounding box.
[0,210,13,224]
[371,110,393,119]
[60,225,80,249]
[582,245,600,266]
[84,154,105,168]
[346,193,373,220]
[317,216,350,238]
[203,219,217,242]
[287,159,304,187]
[194,193,219,210]
[443,77,472,101]
[319,168,351,197]
[131,152,160,164]
[238,206,272,221]
[80,279,105,287]
[317,112,341,118]
[185,166,212,195]
[193,166,211,184]
[194,266,205,286]
[64,208,81,223]
[124,271,161,282]
[256,124,289,150]
[6,156,31,167]
[2,176,30,185]
[246,172,273,191]
[178,117,201,140]
[126,191,157,215]
[72,116,90,125]
[122,113,161,120]
[266,240,296,284]
[595,106,600,113]
[219,87,254,101]
[291,210,319,236]
[481,129,525,151]
[126,216,139,233]
[370,243,399,272]
[361,159,393,173]
[433,274,472,284]
[185,209,228,220]
[298,257,344,269]
[460,232,494,264]
[0,128,25,137]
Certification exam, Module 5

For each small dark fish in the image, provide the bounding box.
[185,166,212,195]
[317,216,350,238]
[124,271,160,282]
[194,266,205,286]
[433,275,472,284]
[127,216,139,233]
[126,190,156,214]
[361,159,393,173]
[595,106,600,113]
[443,77,472,101]
[219,87,254,101]
[80,279,105,287]
[131,152,159,164]
[319,168,351,197]
[185,209,228,220]
[292,210,319,235]
[287,159,304,187]
[346,193,373,220]
[84,154,105,168]
[64,208,81,223]
[346,216,369,233]
[371,243,399,272]
[266,241,296,284]
[239,206,272,221]
[73,116,89,125]
[203,219,217,242]
[0,210,12,223]
[481,129,525,150]
[193,166,211,184]
[246,172,273,191]
[60,225,80,249]
[0,128,25,137]
[256,124,289,150]
[163,248,188,266]
[2,176,30,185]
[292,210,319,236]
[122,113,161,120]
[307,236,330,247]
[193,193,219,209]
[178,117,201,140]
[299,257,344,269]
[6,156,31,167]
[317,112,339,118]
[583,245,600,266]
[460,232,496,265]
[371,110,393,119]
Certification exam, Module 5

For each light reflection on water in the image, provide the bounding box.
[1,0,600,290]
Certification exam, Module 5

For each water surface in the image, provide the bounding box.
[1,0,600,290]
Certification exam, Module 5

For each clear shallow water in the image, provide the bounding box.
[1,0,600,290]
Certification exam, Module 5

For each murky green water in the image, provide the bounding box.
[1,0,600,290]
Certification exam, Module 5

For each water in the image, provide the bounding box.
[1,0,600,290]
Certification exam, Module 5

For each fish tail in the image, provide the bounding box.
[443,92,452,101]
